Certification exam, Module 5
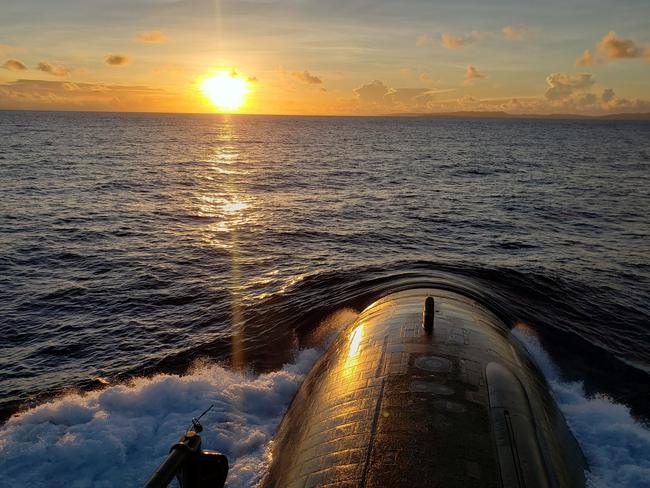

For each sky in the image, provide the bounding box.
[1,0,649,115]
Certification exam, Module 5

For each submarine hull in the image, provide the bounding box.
[261,288,586,488]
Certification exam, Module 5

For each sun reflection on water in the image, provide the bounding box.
[192,125,255,371]
[196,195,254,231]
[222,200,249,213]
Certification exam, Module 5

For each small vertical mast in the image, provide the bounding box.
[423,296,435,333]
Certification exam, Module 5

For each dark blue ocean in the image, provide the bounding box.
[0,111,649,487]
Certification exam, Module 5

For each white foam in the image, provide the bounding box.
[4,318,647,488]
[0,348,322,488]
[512,326,650,488]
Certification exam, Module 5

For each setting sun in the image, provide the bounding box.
[200,72,249,111]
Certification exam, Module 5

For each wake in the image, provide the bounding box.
[513,326,650,488]
[1,323,648,488]
[0,349,321,488]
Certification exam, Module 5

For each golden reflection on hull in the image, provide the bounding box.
[348,324,363,353]
[261,288,587,488]
[340,325,365,384]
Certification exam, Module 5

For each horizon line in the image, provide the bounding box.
[1,108,649,120]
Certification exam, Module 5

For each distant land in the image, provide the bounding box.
[388,111,650,120]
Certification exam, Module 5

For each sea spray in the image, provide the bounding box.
[2,315,648,487]
[512,326,650,488]
[0,348,321,488]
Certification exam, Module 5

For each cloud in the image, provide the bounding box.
[575,92,598,107]
[576,49,594,67]
[347,73,648,116]
[604,96,650,113]
[441,32,476,49]
[538,74,649,114]
[597,31,643,60]
[554,90,650,114]
[440,27,535,48]
[576,32,648,67]
[136,31,166,44]
[386,88,436,106]
[419,72,432,82]
[351,80,449,113]
[602,88,615,103]
[416,34,432,47]
[0,79,174,112]
[36,61,70,77]
[61,82,80,92]
[105,54,129,66]
[501,25,535,41]
[463,64,485,84]
[544,72,594,100]
[422,92,648,116]
[354,80,391,104]
[290,70,322,85]
[441,31,493,49]
[417,94,520,113]
[2,59,27,71]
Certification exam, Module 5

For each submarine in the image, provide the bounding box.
[145,287,587,488]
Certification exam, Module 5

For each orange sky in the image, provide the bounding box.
[1,0,649,115]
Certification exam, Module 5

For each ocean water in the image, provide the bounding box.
[0,111,649,486]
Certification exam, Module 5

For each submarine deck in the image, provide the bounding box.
[261,288,585,488]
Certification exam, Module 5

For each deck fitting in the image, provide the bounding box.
[422,296,435,333]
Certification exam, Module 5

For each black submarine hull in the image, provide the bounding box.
[261,288,587,487]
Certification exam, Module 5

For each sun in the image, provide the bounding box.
[200,71,249,111]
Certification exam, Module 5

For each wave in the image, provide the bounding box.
[0,348,322,488]
[512,326,650,488]
[2,263,648,427]
[1,305,648,488]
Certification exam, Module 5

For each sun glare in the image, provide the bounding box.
[200,72,249,111]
